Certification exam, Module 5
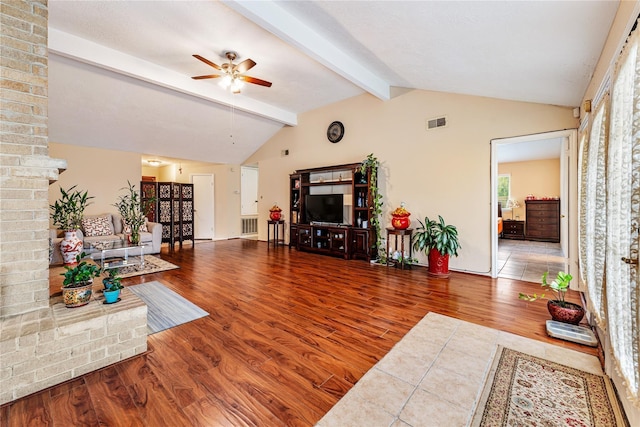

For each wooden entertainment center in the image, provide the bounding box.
[289,163,375,260]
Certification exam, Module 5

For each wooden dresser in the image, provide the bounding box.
[525,199,560,242]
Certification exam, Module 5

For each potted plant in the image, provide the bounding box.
[50,185,94,265]
[102,268,124,304]
[519,271,585,325]
[412,215,460,278]
[360,153,384,261]
[113,181,154,245]
[60,252,101,307]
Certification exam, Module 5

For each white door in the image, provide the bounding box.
[192,174,214,239]
[241,167,258,215]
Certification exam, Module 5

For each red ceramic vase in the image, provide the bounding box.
[428,248,450,278]
[391,215,410,230]
[270,211,282,221]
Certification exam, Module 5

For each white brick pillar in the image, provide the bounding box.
[1,0,66,318]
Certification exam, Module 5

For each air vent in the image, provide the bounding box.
[426,116,447,130]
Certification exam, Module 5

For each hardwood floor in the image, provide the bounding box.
[3,239,597,426]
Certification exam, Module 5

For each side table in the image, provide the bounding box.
[267,220,285,248]
[386,227,413,269]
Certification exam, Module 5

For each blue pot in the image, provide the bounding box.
[104,289,120,304]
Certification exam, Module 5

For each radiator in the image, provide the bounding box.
[241,216,258,235]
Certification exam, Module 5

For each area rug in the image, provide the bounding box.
[117,255,179,278]
[471,346,628,427]
[127,281,208,334]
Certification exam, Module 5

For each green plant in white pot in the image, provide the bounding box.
[50,185,94,265]
[113,181,155,245]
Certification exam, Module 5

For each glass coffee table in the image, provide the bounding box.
[84,240,146,270]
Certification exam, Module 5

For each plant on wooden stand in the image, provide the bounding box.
[412,215,460,278]
[519,271,585,325]
[50,185,94,265]
[113,181,155,245]
[60,252,101,307]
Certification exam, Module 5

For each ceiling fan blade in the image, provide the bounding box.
[239,75,272,87]
[191,74,221,80]
[193,54,222,71]
[234,58,256,74]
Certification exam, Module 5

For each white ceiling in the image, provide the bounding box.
[47,0,619,165]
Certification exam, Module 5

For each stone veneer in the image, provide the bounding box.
[0,290,147,404]
[1,0,148,405]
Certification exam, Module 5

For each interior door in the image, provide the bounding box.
[191,174,214,239]
[241,167,258,216]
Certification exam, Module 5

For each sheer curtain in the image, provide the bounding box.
[606,26,640,406]
[579,100,608,325]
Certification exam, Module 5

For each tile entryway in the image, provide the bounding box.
[497,239,566,283]
[315,313,603,427]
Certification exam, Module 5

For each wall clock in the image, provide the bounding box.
[327,121,345,143]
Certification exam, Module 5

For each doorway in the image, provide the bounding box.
[491,129,578,281]
[192,174,215,239]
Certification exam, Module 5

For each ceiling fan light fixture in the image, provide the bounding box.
[230,78,244,93]
[219,74,233,89]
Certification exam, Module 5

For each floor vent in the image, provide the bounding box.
[241,217,258,235]
[426,116,447,130]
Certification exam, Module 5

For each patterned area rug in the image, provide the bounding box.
[117,255,179,278]
[472,346,628,427]
[127,281,208,334]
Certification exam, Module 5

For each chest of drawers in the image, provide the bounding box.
[525,199,560,242]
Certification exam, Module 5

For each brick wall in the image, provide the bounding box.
[0,0,148,405]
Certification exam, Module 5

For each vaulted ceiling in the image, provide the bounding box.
[47,1,619,165]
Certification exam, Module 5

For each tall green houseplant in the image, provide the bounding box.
[50,185,94,231]
[113,181,155,245]
[360,153,384,261]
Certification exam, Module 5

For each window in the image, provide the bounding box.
[497,174,510,207]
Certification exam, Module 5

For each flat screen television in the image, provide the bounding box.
[305,194,344,224]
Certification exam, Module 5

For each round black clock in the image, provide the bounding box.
[327,121,344,143]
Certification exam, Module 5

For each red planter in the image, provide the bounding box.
[547,300,585,325]
[269,211,282,221]
[391,215,410,230]
[428,248,450,278]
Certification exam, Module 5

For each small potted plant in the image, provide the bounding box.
[50,185,94,265]
[60,252,101,307]
[519,271,585,325]
[102,268,124,304]
[412,215,460,278]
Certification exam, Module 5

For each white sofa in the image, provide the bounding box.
[49,212,162,265]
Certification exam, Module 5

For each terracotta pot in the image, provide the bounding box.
[547,300,585,325]
[61,282,93,308]
[60,230,83,265]
[428,248,450,278]
[391,215,410,230]
[270,211,282,221]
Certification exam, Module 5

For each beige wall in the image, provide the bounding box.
[498,159,560,220]
[49,143,242,239]
[246,89,576,274]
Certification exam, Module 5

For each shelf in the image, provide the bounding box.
[303,180,353,186]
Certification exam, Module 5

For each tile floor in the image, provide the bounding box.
[497,239,567,282]
[316,312,603,427]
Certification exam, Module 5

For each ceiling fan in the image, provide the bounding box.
[192,51,272,94]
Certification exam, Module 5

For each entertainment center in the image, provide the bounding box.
[289,162,376,260]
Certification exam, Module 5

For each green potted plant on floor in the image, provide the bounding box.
[61,252,101,307]
[519,271,585,325]
[359,153,385,261]
[113,181,155,245]
[50,185,94,265]
[102,268,124,304]
[412,215,460,278]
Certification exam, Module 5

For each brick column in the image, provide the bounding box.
[1,0,65,317]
